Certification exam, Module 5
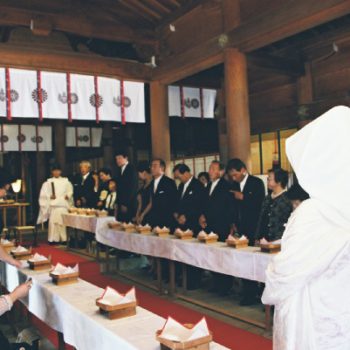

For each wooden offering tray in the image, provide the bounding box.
[28,255,52,271]
[174,229,194,240]
[96,299,137,320]
[197,232,218,244]
[11,248,33,260]
[85,209,97,216]
[136,225,152,234]
[96,210,108,217]
[156,324,212,350]
[153,227,170,237]
[1,240,15,253]
[50,271,79,285]
[122,222,136,233]
[226,238,249,249]
[108,221,123,230]
[68,207,78,214]
[260,243,281,254]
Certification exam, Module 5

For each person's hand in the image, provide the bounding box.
[199,215,207,229]
[230,190,244,200]
[10,258,22,269]
[121,205,128,213]
[10,280,32,303]
[177,214,186,226]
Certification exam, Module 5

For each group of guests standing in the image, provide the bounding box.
[38,152,308,304]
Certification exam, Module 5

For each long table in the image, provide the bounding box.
[0,261,227,350]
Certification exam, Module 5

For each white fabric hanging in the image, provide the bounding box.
[65,127,102,147]
[262,105,350,350]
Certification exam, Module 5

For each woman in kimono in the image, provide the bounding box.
[262,106,350,350]
[37,164,73,244]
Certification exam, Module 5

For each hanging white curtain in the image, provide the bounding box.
[0,68,145,123]
[65,127,102,148]
[168,85,216,119]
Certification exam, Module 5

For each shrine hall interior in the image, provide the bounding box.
[1,0,350,220]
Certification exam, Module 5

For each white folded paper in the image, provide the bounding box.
[198,231,218,239]
[51,263,79,275]
[260,238,281,245]
[154,226,170,233]
[228,234,248,242]
[175,228,193,235]
[11,246,28,253]
[159,317,210,342]
[1,238,13,245]
[28,253,49,262]
[98,287,136,306]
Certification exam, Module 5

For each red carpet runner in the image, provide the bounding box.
[33,244,272,350]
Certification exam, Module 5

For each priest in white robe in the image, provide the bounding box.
[37,165,73,243]
[262,105,350,350]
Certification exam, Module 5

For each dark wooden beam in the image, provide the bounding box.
[0,4,156,45]
[248,53,305,77]
[0,45,152,81]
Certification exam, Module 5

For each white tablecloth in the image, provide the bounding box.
[62,214,113,233]
[0,262,227,350]
[95,221,274,283]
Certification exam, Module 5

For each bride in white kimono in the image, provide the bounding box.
[262,105,350,350]
[37,165,73,243]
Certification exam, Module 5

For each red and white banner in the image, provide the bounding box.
[168,86,216,119]
[0,124,52,151]
[65,127,102,148]
[0,68,145,123]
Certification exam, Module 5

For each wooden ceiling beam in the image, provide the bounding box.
[0,44,152,81]
[145,0,172,15]
[119,0,162,21]
[0,5,157,45]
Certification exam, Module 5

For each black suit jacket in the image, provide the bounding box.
[149,175,177,228]
[116,163,138,219]
[231,175,265,242]
[176,177,205,232]
[73,172,97,208]
[203,178,237,241]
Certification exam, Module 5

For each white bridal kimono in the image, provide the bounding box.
[37,177,73,242]
[262,106,350,350]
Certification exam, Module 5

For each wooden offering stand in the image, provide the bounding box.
[1,240,15,253]
[260,243,281,253]
[28,256,52,271]
[174,230,194,240]
[156,324,213,350]
[11,248,33,260]
[226,238,249,249]
[96,299,137,320]
[50,271,79,286]
[136,225,152,235]
[197,235,218,244]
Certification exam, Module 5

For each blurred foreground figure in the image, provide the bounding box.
[262,106,350,350]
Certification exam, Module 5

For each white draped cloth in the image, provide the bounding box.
[37,177,73,242]
[262,106,350,350]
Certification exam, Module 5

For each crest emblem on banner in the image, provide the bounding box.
[184,98,199,109]
[31,136,43,143]
[0,135,9,143]
[58,92,79,104]
[0,88,19,102]
[17,134,26,143]
[89,93,103,107]
[32,88,48,103]
[113,96,131,107]
[78,135,89,143]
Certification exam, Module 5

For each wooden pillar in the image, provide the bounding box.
[224,48,251,170]
[53,120,66,172]
[150,81,171,174]
[102,122,114,169]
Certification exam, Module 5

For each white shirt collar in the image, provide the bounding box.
[82,172,90,180]
[153,174,164,193]
[240,173,249,192]
[209,178,220,196]
[182,176,193,197]
[121,161,129,175]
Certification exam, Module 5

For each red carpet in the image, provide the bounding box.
[33,244,272,350]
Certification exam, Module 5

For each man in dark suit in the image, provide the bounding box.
[173,163,206,289]
[149,159,177,228]
[115,151,138,222]
[199,161,237,241]
[227,158,266,306]
[73,161,97,208]
[199,160,237,296]
[173,163,205,232]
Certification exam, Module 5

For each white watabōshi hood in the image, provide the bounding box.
[286,105,350,229]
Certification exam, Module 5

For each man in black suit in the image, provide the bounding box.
[115,151,138,222]
[173,163,205,232]
[199,161,236,241]
[73,161,97,208]
[199,160,237,296]
[227,158,266,306]
[149,159,177,228]
[173,163,206,290]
